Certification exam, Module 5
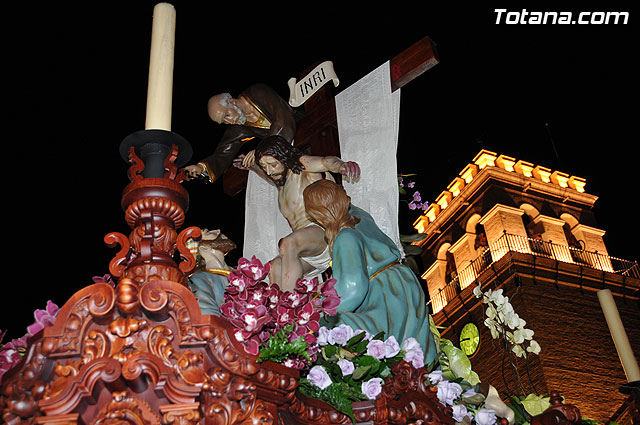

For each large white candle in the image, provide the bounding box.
[145,3,176,131]
[597,289,640,382]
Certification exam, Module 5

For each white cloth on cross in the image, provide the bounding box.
[243,171,290,266]
[243,60,403,266]
[336,61,404,255]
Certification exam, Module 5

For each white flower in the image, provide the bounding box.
[513,327,534,344]
[473,284,483,299]
[486,289,506,306]
[484,317,502,339]
[527,339,541,354]
[485,303,498,321]
[475,408,498,425]
[512,343,526,358]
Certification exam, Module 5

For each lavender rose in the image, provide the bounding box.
[316,326,330,346]
[451,404,470,422]
[366,339,386,360]
[475,409,498,425]
[361,377,383,400]
[427,370,444,385]
[337,358,355,376]
[307,365,332,390]
[402,337,425,369]
[328,324,354,346]
[436,380,463,406]
[384,335,401,358]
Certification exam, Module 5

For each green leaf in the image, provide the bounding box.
[372,331,385,341]
[402,245,423,256]
[399,233,428,242]
[352,365,371,380]
[323,344,338,359]
[520,393,551,416]
[439,338,480,385]
[298,381,367,424]
[346,332,366,348]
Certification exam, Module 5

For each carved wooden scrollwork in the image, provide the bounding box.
[201,367,274,425]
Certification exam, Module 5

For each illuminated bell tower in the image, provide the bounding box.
[414,149,640,423]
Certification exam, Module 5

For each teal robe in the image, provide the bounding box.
[188,270,229,316]
[321,205,438,366]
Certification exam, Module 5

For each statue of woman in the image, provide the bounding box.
[188,229,237,316]
[303,179,438,366]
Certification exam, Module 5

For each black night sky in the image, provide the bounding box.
[3,3,636,340]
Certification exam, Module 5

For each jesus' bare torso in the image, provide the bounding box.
[245,151,359,291]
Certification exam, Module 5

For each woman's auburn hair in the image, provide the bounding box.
[303,179,360,253]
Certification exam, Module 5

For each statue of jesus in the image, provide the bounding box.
[237,135,360,292]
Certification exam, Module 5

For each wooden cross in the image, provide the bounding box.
[222,36,439,196]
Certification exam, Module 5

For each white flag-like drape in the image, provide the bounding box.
[336,61,404,255]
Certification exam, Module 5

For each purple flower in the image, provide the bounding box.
[337,358,355,376]
[402,338,425,369]
[361,377,384,400]
[451,404,470,422]
[412,191,421,202]
[384,336,401,358]
[92,274,115,287]
[328,324,354,346]
[421,202,429,211]
[407,181,415,188]
[475,409,498,425]
[436,380,463,406]
[27,301,59,337]
[408,201,417,210]
[427,370,444,385]
[307,365,332,389]
[316,326,330,346]
[366,339,386,360]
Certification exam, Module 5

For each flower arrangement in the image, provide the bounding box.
[297,323,425,422]
[398,174,428,211]
[220,256,340,367]
[473,285,540,357]
[0,300,59,384]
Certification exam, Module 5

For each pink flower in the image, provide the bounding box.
[0,336,28,381]
[366,339,386,360]
[27,301,59,337]
[296,277,319,293]
[238,256,270,282]
[295,303,320,332]
[92,274,115,287]
[307,365,332,389]
[227,270,251,293]
[361,377,384,400]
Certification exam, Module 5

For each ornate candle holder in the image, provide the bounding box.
[107,129,201,287]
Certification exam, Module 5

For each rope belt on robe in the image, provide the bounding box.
[369,261,401,280]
